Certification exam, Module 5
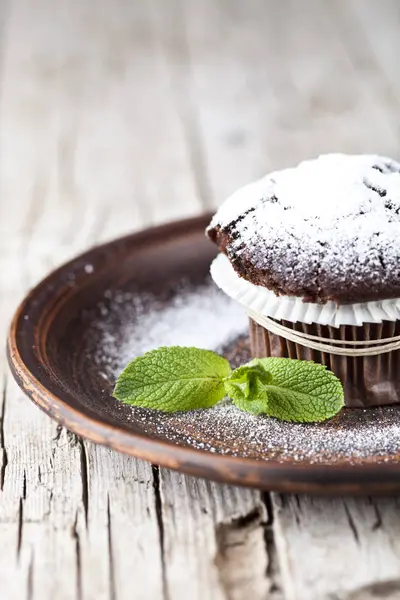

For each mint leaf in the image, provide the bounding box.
[114,347,344,423]
[223,364,272,415]
[113,346,232,411]
[229,357,344,422]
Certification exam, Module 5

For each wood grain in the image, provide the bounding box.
[3,0,400,598]
[272,494,400,600]
[158,471,271,600]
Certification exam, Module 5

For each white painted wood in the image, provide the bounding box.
[158,471,272,600]
[0,376,83,600]
[0,0,203,597]
[272,494,400,600]
[268,0,400,159]
[2,1,400,599]
[78,445,164,600]
[1,376,165,600]
[167,0,400,207]
[169,2,400,599]
[169,0,282,205]
[351,0,400,107]
[0,0,262,598]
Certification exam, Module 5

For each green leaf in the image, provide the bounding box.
[229,357,344,422]
[113,346,232,412]
[223,364,272,415]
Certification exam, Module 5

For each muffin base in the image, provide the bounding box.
[249,318,400,408]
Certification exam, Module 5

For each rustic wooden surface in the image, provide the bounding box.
[2,0,400,598]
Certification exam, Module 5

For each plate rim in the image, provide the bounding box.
[7,214,400,494]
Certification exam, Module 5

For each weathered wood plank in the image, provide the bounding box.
[0,0,262,598]
[0,377,83,600]
[351,0,400,106]
[1,376,165,600]
[272,494,400,600]
[166,0,280,205]
[158,470,277,600]
[172,2,400,600]
[322,0,400,157]
[0,0,201,598]
[78,446,164,600]
[0,0,203,262]
[3,0,400,599]
[170,0,400,207]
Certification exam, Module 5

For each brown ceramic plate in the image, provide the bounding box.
[8,214,400,494]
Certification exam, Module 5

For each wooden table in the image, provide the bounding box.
[2,1,400,598]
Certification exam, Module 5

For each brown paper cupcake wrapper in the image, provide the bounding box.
[249,318,400,408]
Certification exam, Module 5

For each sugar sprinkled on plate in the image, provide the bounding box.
[93,282,248,378]
[92,280,400,465]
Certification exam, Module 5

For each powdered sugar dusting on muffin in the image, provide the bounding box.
[208,154,400,303]
[211,154,400,227]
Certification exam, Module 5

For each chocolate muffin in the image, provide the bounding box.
[207,154,400,304]
[207,154,400,408]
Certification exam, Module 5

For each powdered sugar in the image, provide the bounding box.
[211,154,400,228]
[209,154,400,302]
[93,282,248,378]
[137,401,400,464]
[91,280,400,465]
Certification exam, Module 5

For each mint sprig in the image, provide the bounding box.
[114,347,344,423]
[113,347,231,412]
[223,363,271,415]
[229,358,344,422]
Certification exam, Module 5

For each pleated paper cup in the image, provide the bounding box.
[211,254,400,408]
[211,254,400,327]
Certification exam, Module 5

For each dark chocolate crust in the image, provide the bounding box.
[208,224,321,302]
[207,156,400,305]
[208,223,400,304]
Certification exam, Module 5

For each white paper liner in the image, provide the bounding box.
[210,254,400,328]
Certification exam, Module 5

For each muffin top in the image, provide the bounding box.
[207,154,400,304]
